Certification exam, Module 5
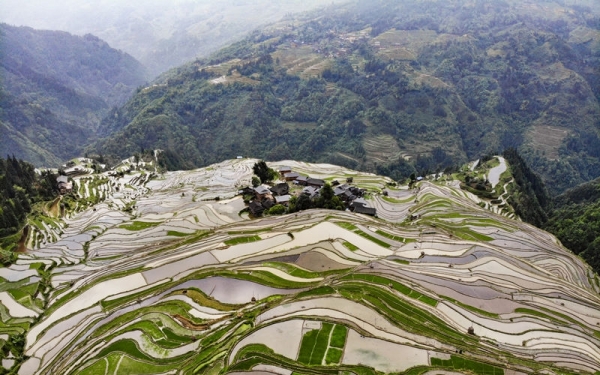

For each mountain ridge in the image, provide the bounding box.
[0,23,147,166]
[91,0,600,195]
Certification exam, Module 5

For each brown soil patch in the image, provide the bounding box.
[295,251,351,272]
[47,196,61,218]
[526,125,570,160]
[16,225,29,253]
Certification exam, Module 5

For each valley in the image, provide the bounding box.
[1,1,600,373]
[1,157,599,374]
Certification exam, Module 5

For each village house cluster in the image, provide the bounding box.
[241,166,377,217]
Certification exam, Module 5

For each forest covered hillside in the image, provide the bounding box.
[93,0,600,195]
[545,177,600,273]
[0,24,147,166]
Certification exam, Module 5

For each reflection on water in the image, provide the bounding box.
[171,277,304,304]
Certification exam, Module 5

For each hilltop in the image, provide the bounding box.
[1,157,599,374]
[92,0,600,194]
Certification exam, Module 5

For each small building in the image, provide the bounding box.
[354,205,377,216]
[351,198,368,207]
[350,198,377,216]
[306,178,325,188]
[254,185,270,197]
[57,175,72,194]
[284,172,300,181]
[295,176,309,186]
[302,186,319,198]
[270,182,289,196]
[333,186,346,196]
[278,166,292,176]
[275,194,291,205]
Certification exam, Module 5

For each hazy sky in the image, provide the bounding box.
[0,0,335,76]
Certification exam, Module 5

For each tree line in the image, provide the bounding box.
[0,156,58,246]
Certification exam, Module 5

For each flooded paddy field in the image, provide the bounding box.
[2,159,600,375]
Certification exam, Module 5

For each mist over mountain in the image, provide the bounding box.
[0,24,147,166]
[0,0,342,78]
[92,0,600,195]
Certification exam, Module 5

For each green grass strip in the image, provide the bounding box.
[309,323,333,365]
[342,241,359,251]
[376,229,416,243]
[431,355,504,375]
[166,230,190,237]
[119,221,161,231]
[224,235,261,245]
[341,273,437,306]
[297,330,318,365]
[325,347,343,364]
[329,324,347,348]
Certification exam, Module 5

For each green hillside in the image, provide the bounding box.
[93,0,600,194]
[545,177,600,272]
[0,24,147,166]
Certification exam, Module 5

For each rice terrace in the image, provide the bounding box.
[1,157,600,375]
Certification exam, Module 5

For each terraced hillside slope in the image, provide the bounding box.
[2,158,600,375]
[93,0,600,194]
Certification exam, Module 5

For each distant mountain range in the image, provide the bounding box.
[0,24,147,166]
[92,0,600,194]
[0,0,340,78]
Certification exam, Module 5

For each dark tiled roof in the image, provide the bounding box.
[306,178,325,187]
[270,182,289,196]
[262,199,275,209]
[302,186,319,197]
[254,185,270,195]
[353,205,377,216]
[276,195,291,204]
[284,172,299,179]
[249,201,264,215]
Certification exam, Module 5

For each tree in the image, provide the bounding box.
[251,176,260,187]
[267,204,286,215]
[253,160,276,183]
